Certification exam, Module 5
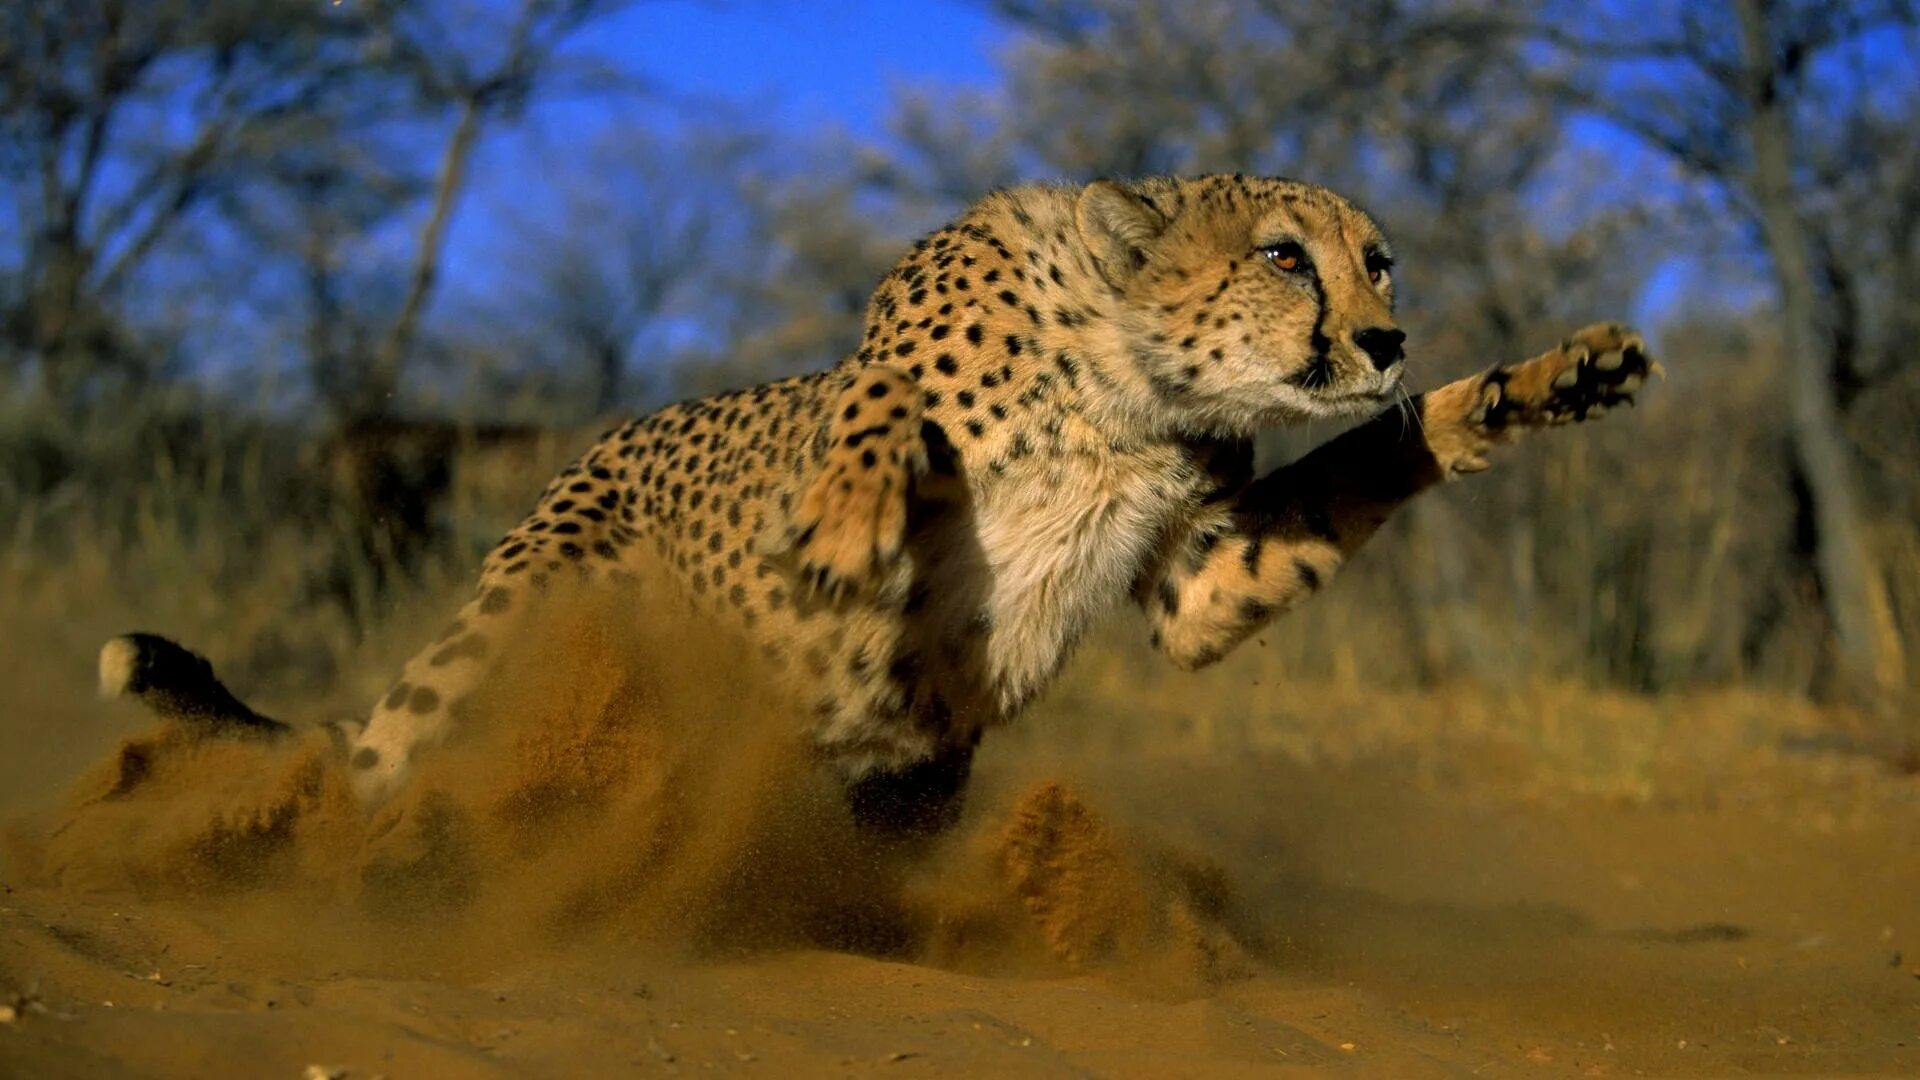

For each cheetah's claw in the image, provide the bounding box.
[1470,322,1663,431]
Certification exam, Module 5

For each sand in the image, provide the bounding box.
[3,582,1918,1078]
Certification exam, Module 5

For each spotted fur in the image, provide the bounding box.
[101,176,1658,835]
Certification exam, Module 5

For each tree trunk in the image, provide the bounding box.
[360,93,484,421]
[594,338,624,417]
[30,245,87,399]
[1734,0,1906,694]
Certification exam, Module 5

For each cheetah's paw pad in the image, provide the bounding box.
[1475,322,1663,429]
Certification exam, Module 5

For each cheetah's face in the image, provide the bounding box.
[1077,179,1404,434]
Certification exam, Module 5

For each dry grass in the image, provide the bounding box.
[1,333,1915,815]
[4,378,1918,1080]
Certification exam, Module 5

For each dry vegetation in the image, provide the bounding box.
[4,2,1920,1076]
[4,319,1915,781]
[5,2,1917,721]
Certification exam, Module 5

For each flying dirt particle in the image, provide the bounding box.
[914,776,1254,985]
[29,571,1264,989]
[994,780,1149,968]
[1338,1042,1356,1052]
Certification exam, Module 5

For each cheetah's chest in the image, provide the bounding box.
[970,443,1198,710]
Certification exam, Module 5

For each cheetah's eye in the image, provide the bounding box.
[1259,242,1307,273]
[1365,252,1394,286]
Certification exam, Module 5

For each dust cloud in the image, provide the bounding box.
[6,570,1918,1077]
[8,571,1250,994]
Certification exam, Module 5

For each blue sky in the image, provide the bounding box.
[438,0,1008,316]
[148,0,1880,381]
[581,1,1005,137]
[440,0,1702,331]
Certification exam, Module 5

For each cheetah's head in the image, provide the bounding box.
[1075,176,1403,434]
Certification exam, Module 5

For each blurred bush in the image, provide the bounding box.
[1,1,1915,745]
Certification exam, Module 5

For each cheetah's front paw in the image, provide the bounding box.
[1473,322,1664,431]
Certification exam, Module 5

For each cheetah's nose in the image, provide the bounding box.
[1353,327,1406,371]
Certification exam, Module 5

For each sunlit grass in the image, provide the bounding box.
[1,349,1914,810]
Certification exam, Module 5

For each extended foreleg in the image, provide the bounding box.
[1143,323,1659,668]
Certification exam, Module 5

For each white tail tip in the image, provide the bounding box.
[98,636,140,700]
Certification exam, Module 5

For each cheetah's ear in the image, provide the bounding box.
[1076,180,1167,286]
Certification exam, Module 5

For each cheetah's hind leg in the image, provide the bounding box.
[768,364,930,602]
[98,633,291,740]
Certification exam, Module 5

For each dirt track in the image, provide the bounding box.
[2,592,1917,1077]
[5,727,1918,1078]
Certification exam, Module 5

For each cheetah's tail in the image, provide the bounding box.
[98,633,292,740]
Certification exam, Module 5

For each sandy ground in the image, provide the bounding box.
[2,594,1918,1078]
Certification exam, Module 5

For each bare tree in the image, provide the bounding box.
[656,144,934,397]
[1528,0,1914,693]
[0,0,380,400]
[512,129,724,416]
[339,0,634,421]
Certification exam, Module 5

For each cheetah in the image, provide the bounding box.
[100,175,1660,836]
